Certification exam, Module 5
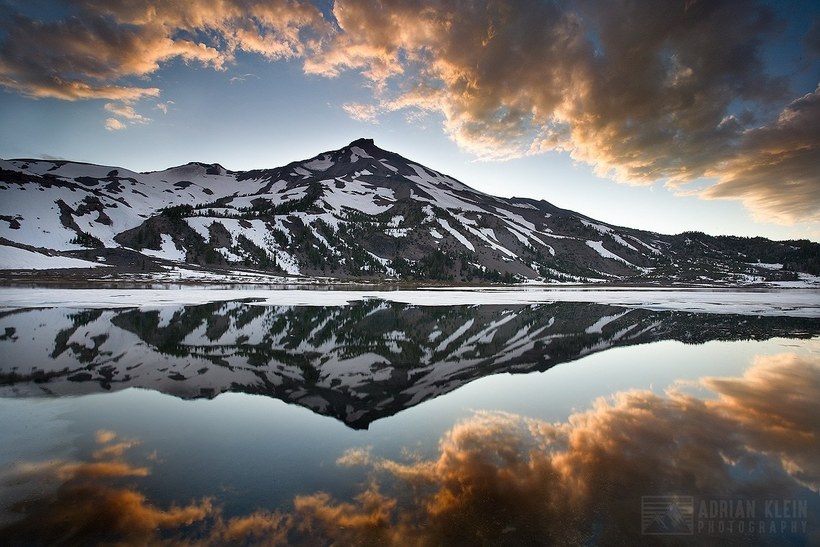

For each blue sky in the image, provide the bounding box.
[0,0,818,241]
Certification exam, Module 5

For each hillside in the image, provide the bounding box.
[1,138,817,284]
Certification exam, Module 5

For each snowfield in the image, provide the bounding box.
[0,287,817,317]
[0,246,108,270]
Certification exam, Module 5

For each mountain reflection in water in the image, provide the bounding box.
[1,300,818,428]
[1,348,817,546]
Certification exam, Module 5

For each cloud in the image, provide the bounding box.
[229,73,260,84]
[105,117,126,131]
[699,352,820,491]
[310,0,817,223]
[0,0,817,223]
[700,86,820,223]
[37,154,67,161]
[342,102,381,123]
[1,478,214,545]
[2,351,817,545]
[0,0,328,101]
[305,0,586,159]
[0,13,174,101]
[155,100,175,114]
[104,102,151,127]
[0,427,213,545]
[95,430,118,444]
[271,351,820,545]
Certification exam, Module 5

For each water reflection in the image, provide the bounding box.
[2,300,818,428]
[2,351,817,545]
[1,431,213,545]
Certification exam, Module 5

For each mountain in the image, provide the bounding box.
[1,138,817,284]
[2,300,817,429]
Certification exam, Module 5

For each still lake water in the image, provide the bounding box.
[0,289,818,545]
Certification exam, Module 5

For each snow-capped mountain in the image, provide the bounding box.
[2,300,816,429]
[1,138,817,283]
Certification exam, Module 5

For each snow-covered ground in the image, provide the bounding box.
[0,287,817,317]
[0,246,107,270]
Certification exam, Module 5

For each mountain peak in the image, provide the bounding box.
[2,139,818,285]
[345,138,383,158]
[348,137,375,148]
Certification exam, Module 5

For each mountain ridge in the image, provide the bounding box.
[0,139,817,284]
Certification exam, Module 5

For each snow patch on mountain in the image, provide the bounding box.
[322,181,394,215]
[379,159,398,172]
[586,240,643,271]
[350,146,373,161]
[435,318,475,352]
[585,310,632,334]
[438,218,474,251]
[1,186,88,249]
[304,155,335,171]
[457,219,517,258]
[0,245,107,270]
[581,219,640,251]
[142,234,186,261]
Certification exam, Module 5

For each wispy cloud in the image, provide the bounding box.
[104,102,151,127]
[155,100,175,115]
[104,118,126,131]
[229,73,260,84]
[342,102,381,123]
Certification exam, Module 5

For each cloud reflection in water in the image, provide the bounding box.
[1,351,817,545]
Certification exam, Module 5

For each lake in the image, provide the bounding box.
[0,288,818,545]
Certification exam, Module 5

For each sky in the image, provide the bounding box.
[0,0,818,241]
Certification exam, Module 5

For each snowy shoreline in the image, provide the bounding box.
[0,286,818,318]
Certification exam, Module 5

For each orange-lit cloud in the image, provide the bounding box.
[1,0,816,223]
[699,351,820,491]
[342,102,381,124]
[103,101,152,131]
[0,426,212,545]
[104,102,151,124]
[104,117,127,131]
[95,429,118,444]
[2,351,817,545]
[0,0,327,102]
[275,351,820,545]
[305,0,583,159]
[307,0,818,223]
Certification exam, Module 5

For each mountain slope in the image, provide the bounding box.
[1,139,817,283]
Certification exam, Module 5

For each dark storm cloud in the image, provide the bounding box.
[703,86,820,223]
[0,0,817,223]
